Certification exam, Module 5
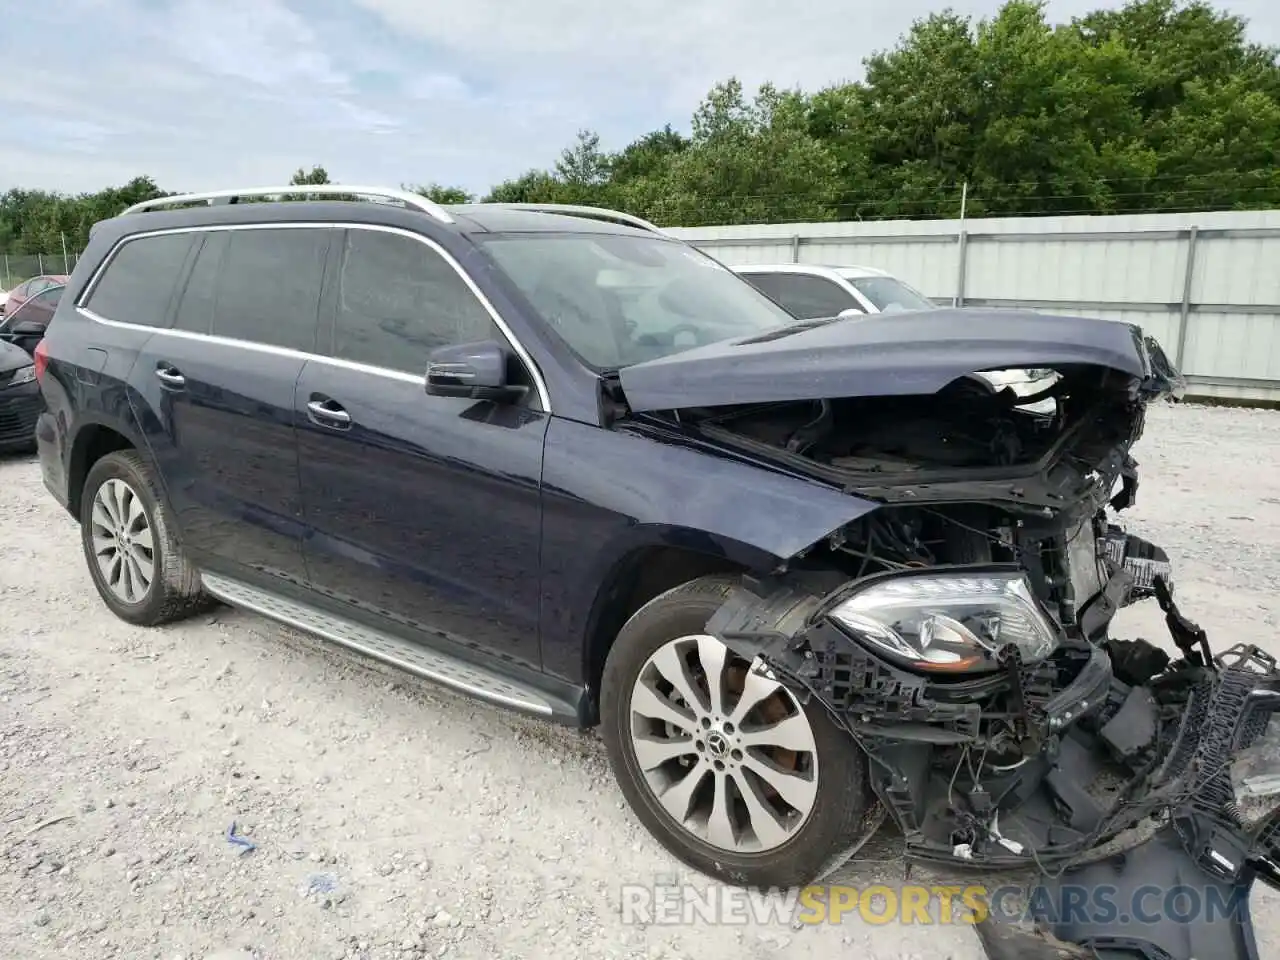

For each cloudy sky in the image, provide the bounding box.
[3,0,1277,196]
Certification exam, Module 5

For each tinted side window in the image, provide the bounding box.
[743,273,860,320]
[30,286,64,307]
[209,228,330,351]
[85,233,196,327]
[332,229,499,373]
[174,232,229,334]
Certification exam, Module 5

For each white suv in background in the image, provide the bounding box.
[734,263,937,317]
[734,263,1058,411]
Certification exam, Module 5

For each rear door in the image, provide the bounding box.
[295,226,548,668]
[131,226,332,587]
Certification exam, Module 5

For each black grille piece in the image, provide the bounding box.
[801,627,983,740]
[0,393,40,446]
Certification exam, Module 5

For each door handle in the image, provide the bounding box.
[306,398,352,429]
[155,365,186,389]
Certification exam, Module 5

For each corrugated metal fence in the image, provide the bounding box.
[667,210,1280,403]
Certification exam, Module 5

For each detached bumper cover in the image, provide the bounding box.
[975,644,1280,959]
[975,821,1264,959]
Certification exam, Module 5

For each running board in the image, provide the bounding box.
[201,572,558,718]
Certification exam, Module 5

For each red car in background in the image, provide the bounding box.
[0,274,69,316]
[0,282,65,355]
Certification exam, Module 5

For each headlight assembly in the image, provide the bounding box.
[7,364,35,387]
[827,570,1060,674]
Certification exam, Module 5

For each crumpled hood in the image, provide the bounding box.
[617,308,1181,412]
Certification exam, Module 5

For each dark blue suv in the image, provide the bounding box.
[39,186,1262,896]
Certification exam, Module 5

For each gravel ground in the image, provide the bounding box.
[1,401,1279,960]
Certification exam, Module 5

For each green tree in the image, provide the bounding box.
[482,170,568,204]
[290,165,331,185]
[405,183,474,204]
[608,125,688,183]
[630,80,843,225]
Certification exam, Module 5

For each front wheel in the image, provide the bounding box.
[601,576,872,889]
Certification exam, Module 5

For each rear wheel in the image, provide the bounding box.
[601,576,872,888]
[80,450,209,626]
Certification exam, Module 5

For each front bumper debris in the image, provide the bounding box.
[975,676,1280,960]
[974,817,1265,959]
[709,549,1280,874]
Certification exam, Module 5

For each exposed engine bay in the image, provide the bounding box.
[616,316,1280,956]
[678,363,1146,505]
[691,373,1060,474]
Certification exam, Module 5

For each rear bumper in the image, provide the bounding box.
[34,410,69,511]
[0,379,41,451]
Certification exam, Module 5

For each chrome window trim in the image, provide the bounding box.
[76,221,552,411]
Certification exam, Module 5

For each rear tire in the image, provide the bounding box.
[80,450,210,626]
[601,575,872,889]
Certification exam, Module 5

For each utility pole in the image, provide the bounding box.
[953,182,969,308]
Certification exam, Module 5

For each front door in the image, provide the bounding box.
[296,227,547,669]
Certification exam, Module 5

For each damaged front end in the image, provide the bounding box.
[707,533,1280,959]
[640,314,1280,896]
[708,555,1268,873]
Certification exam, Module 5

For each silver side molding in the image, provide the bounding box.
[200,571,554,716]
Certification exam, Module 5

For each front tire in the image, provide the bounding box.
[601,576,871,888]
[80,450,209,626]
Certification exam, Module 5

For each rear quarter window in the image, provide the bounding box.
[84,233,197,327]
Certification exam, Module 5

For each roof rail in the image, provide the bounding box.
[120,185,456,224]
[479,203,665,235]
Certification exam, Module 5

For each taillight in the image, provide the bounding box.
[33,340,49,382]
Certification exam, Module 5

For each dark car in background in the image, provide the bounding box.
[0,338,40,453]
[28,188,1280,957]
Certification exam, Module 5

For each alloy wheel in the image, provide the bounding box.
[89,478,155,604]
[627,633,819,853]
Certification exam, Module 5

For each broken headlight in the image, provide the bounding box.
[827,571,1060,674]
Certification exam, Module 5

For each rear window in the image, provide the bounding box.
[206,228,330,352]
[85,233,196,327]
[173,232,229,335]
[741,272,860,320]
[847,276,934,313]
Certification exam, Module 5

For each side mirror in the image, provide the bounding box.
[836,307,864,320]
[425,340,524,402]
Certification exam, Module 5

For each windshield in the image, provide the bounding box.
[478,234,796,369]
[848,276,934,313]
